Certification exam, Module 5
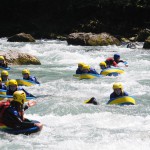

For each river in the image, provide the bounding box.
[0,38,150,150]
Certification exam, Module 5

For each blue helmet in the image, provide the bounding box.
[114,54,120,60]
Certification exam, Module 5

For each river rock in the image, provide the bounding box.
[135,29,150,42]
[143,36,150,49]
[7,33,35,42]
[129,37,136,42]
[127,42,136,49]
[121,38,130,43]
[0,50,41,65]
[67,32,120,46]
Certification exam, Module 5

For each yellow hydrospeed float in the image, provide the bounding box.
[107,96,136,105]
[73,73,101,79]
[100,67,125,76]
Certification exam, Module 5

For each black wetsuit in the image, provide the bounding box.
[114,59,124,64]
[110,91,128,99]
[76,68,82,74]
[6,86,34,97]
[0,63,8,68]
[2,105,35,129]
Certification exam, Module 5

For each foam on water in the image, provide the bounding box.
[1,113,150,150]
[0,38,150,149]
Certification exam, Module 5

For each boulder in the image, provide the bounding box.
[121,38,130,43]
[67,32,90,45]
[0,50,41,65]
[129,37,136,42]
[87,33,120,46]
[143,36,150,49]
[7,33,35,42]
[135,29,150,42]
[67,32,120,46]
[127,42,136,49]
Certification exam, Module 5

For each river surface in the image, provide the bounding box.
[0,38,150,150]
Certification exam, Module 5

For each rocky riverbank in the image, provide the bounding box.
[6,28,150,49]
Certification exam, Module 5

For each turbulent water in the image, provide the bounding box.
[0,38,150,150]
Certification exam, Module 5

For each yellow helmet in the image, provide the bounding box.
[113,82,123,90]
[0,56,4,61]
[22,69,30,75]
[99,61,106,67]
[82,65,90,71]
[0,78,2,82]
[1,70,9,76]
[78,62,85,67]
[8,79,18,86]
[13,90,26,104]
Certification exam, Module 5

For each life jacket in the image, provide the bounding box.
[105,57,118,67]
[0,100,10,122]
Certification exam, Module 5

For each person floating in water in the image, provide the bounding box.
[99,61,109,74]
[81,65,99,75]
[0,90,43,131]
[110,82,128,99]
[1,70,9,82]
[84,82,129,105]
[76,62,86,74]
[6,79,35,97]
[0,56,8,68]
[105,54,128,67]
[84,97,99,105]
[99,61,121,76]
[22,69,40,84]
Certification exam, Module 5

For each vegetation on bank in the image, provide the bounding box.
[0,0,149,38]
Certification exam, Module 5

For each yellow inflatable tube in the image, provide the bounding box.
[4,79,38,87]
[107,96,136,105]
[73,73,101,79]
[16,79,34,86]
[0,90,6,95]
[0,90,6,101]
[101,68,124,76]
[16,79,40,86]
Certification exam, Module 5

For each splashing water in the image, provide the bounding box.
[0,38,150,150]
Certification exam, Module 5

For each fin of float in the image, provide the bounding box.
[84,99,91,104]
[84,97,98,105]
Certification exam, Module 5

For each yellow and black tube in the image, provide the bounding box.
[107,96,136,105]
